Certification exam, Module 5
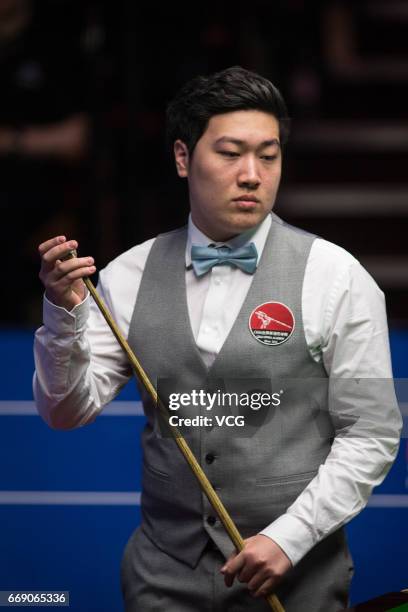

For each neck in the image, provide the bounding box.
[190,217,239,243]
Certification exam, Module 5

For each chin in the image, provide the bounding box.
[229,211,264,232]
[202,212,266,241]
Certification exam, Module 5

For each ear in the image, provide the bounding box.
[174,140,190,177]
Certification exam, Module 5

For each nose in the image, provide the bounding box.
[237,155,261,189]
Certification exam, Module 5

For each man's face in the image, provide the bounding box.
[174,110,282,241]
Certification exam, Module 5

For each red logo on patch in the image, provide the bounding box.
[249,302,295,346]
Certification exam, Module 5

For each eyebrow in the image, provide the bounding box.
[214,137,281,147]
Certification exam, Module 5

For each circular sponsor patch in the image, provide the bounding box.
[249,302,295,346]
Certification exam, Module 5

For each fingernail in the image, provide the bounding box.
[58,236,66,242]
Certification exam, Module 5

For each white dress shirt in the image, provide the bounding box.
[33,213,401,566]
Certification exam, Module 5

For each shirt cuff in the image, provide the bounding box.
[259,513,316,566]
[43,291,90,335]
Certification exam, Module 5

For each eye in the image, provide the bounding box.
[261,155,278,161]
[218,151,239,158]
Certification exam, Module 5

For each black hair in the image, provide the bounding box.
[166,65,290,156]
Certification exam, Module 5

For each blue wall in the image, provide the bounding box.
[0,330,406,611]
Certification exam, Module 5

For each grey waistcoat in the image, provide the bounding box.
[127,214,351,606]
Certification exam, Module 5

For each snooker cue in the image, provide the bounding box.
[66,250,285,612]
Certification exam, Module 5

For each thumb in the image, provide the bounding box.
[220,549,238,573]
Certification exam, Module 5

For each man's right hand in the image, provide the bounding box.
[38,236,96,311]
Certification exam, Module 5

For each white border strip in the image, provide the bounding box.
[0,401,144,416]
[0,491,141,505]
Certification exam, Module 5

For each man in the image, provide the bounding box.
[34,66,401,611]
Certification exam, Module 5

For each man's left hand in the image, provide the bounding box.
[220,535,292,598]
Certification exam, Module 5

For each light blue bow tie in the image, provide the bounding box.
[191,242,258,276]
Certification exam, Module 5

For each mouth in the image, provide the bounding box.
[232,196,260,211]
[233,195,260,203]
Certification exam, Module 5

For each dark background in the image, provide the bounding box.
[1,0,407,328]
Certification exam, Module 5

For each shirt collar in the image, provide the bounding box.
[185,213,272,268]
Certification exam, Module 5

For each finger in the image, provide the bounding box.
[50,265,96,287]
[52,257,95,281]
[220,550,237,576]
[247,568,269,593]
[38,235,66,256]
[252,577,275,599]
[237,563,258,584]
[221,552,246,588]
[222,550,237,567]
[223,572,235,588]
[220,551,237,587]
[41,240,78,268]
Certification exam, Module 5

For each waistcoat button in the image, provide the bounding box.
[207,516,216,526]
[205,453,215,464]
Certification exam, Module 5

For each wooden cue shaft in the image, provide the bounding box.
[77,264,284,612]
